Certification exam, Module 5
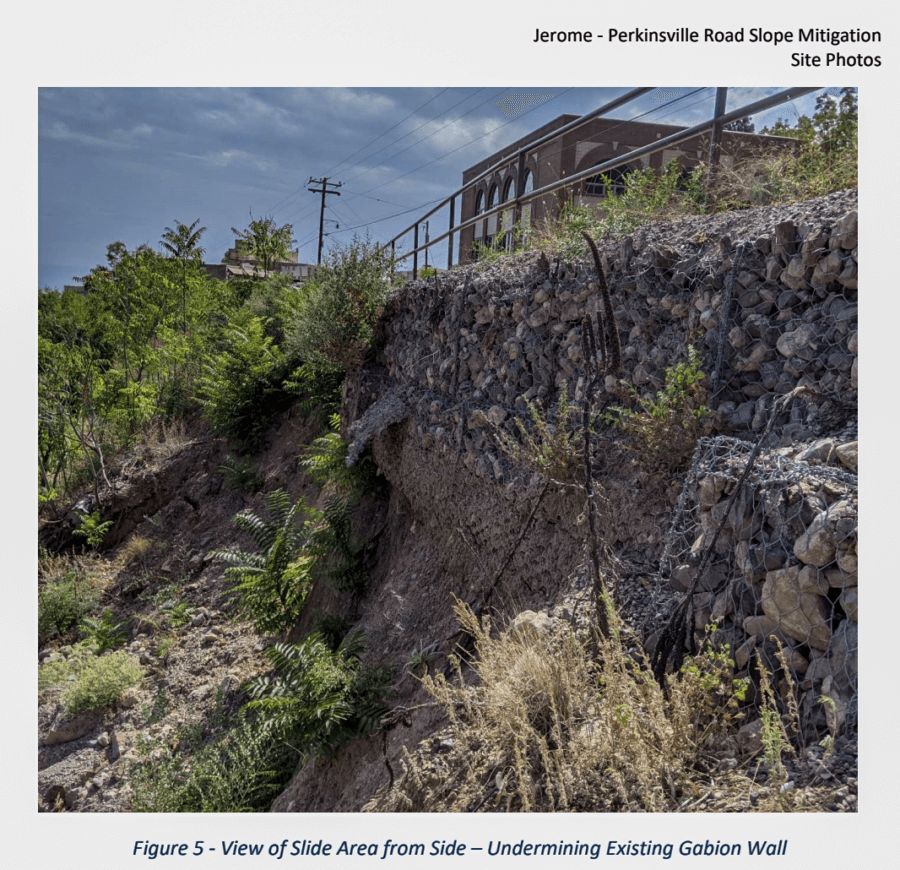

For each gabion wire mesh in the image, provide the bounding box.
[651,430,858,737]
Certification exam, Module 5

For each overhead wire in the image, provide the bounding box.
[265,88,453,220]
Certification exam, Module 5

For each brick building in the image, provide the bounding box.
[458,115,795,263]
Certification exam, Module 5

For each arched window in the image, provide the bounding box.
[485,183,499,249]
[473,189,485,243]
[585,165,631,197]
[502,176,516,251]
[521,169,534,242]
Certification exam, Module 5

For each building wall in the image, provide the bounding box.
[458,116,796,264]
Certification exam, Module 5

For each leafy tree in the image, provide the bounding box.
[199,311,288,445]
[761,88,857,198]
[161,219,207,333]
[230,215,295,275]
[286,236,392,376]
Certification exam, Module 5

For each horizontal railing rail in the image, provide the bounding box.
[383,87,821,276]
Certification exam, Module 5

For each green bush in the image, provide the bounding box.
[72,511,113,549]
[209,489,317,635]
[38,573,100,645]
[603,345,710,470]
[38,642,98,692]
[493,383,582,484]
[287,237,392,376]
[79,608,129,653]
[218,454,264,491]
[199,314,288,445]
[313,496,369,596]
[129,709,297,813]
[301,413,384,498]
[62,650,144,714]
[246,631,394,760]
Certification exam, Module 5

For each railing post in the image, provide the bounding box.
[413,223,419,280]
[447,196,455,271]
[391,240,395,280]
[706,87,728,203]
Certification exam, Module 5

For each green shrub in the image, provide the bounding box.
[209,489,316,635]
[62,651,144,714]
[301,413,384,498]
[603,345,710,470]
[72,511,113,549]
[199,315,287,445]
[79,608,129,653]
[287,360,345,425]
[246,631,394,760]
[38,642,98,692]
[219,454,264,491]
[129,709,297,813]
[310,612,351,651]
[492,384,582,484]
[287,237,392,376]
[38,573,100,645]
[313,496,369,596]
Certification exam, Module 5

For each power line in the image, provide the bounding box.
[341,88,509,187]
[317,87,452,178]
[328,88,714,252]
[268,88,460,221]
[347,88,575,201]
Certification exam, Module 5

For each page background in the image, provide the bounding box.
[7,3,887,866]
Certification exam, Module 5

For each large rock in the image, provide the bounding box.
[42,707,104,746]
[782,255,810,290]
[835,441,858,474]
[828,621,858,690]
[776,323,817,359]
[794,500,857,567]
[761,565,832,650]
[833,210,858,250]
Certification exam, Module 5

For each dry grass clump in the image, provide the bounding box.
[367,598,757,813]
[143,418,195,462]
[117,535,152,568]
[491,386,583,485]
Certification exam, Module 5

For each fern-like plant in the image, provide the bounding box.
[208,489,318,635]
[301,413,384,498]
[311,495,369,596]
[219,454,264,491]
[245,631,393,760]
[73,510,113,549]
[79,608,129,653]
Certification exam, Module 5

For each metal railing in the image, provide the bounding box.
[383,86,821,278]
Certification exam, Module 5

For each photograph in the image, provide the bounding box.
[37,85,858,818]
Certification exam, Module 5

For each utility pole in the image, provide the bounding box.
[307,177,342,265]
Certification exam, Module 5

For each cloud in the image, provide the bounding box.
[43,119,153,152]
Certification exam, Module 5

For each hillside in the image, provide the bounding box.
[38,188,858,813]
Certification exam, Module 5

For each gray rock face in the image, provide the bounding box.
[761,565,832,650]
[42,708,105,746]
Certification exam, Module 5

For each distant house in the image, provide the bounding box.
[203,248,317,283]
[458,114,797,263]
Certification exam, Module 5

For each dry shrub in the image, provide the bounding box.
[491,386,582,485]
[367,598,760,813]
[117,535,152,568]
[144,418,195,461]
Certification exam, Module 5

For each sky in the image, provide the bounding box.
[37,86,834,290]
